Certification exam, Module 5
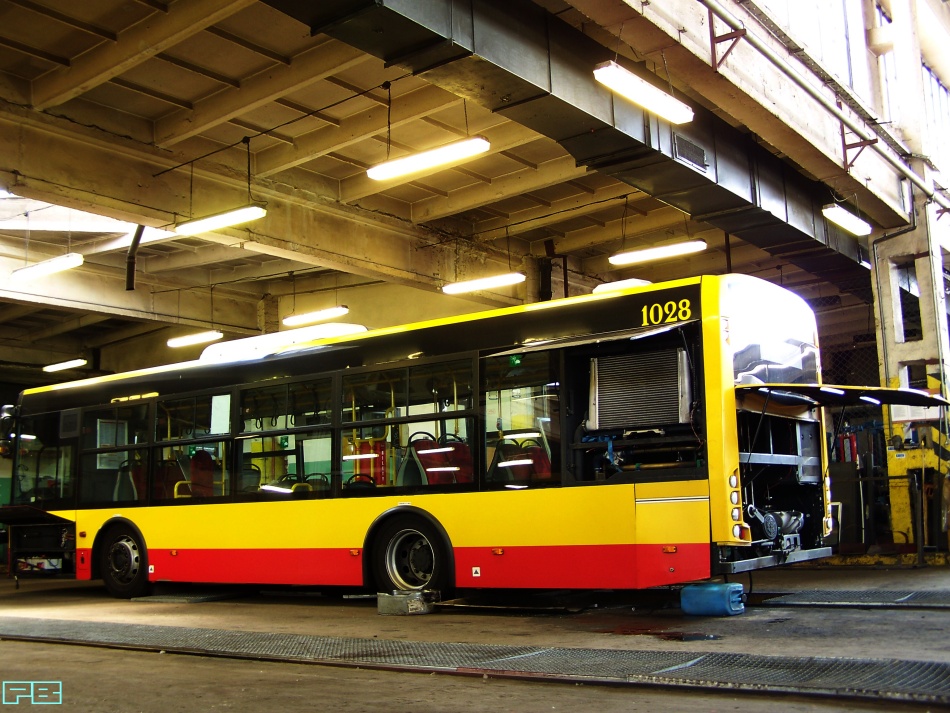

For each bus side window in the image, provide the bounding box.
[151,443,230,500]
[482,352,560,488]
[158,394,229,441]
[16,412,76,505]
[241,434,330,498]
[80,452,125,504]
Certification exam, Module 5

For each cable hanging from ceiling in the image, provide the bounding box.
[149,72,416,239]
[153,73,414,180]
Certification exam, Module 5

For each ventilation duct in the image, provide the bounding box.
[265,0,872,299]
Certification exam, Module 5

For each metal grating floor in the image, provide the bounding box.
[0,616,948,705]
[763,589,950,608]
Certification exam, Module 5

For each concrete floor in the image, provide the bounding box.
[0,565,948,712]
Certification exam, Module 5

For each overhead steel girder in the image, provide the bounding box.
[265,0,872,299]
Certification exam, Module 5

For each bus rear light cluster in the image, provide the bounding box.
[730,491,739,505]
[729,474,738,488]
[733,523,751,539]
[731,507,741,521]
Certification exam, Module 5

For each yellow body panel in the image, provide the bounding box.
[61,480,714,556]
[635,480,711,545]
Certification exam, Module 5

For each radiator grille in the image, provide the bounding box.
[590,350,689,430]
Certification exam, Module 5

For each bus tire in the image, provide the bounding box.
[371,516,451,595]
[99,523,150,599]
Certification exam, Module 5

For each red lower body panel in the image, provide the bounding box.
[454,543,710,589]
[80,542,710,590]
[147,548,364,586]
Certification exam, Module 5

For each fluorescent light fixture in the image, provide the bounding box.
[43,358,87,372]
[442,272,526,295]
[416,446,455,455]
[592,278,653,293]
[820,386,846,395]
[199,322,368,364]
[343,452,378,461]
[282,305,349,327]
[594,60,694,124]
[426,466,461,472]
[860,395,882,405]
[10,252,84,283]
[609,240,707,266]
[498,458,534,468]
[261,484,293,493]
[504,431,542,440]
[367,136,490,181]
[822,204,872,236]
[167,330,224,348]
[174,203,266,236]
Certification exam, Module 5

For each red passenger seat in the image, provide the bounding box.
[412,439,455,484]
[153,460,182,499]
[449,442,474,483]
[525,446,551,480]
[190,450,215,497]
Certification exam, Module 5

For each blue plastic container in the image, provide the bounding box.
[680,582,745,616]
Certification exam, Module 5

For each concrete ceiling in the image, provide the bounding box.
[0,0,877,387]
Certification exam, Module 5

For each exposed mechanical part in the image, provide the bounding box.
[746,505,804,548]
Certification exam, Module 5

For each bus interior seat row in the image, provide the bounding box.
[487,438,553,484]
[395,432,474,486]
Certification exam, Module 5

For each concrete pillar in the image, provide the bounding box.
[870,0,950,550]
[257,294,279,335]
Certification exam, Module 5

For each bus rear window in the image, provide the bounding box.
[724,275,819,385]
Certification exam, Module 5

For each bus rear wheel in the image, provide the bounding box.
[100,524,150,599]
[372,517,451,594]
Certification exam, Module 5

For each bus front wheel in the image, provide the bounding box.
[100,524,150,599]
[372,517,451,594]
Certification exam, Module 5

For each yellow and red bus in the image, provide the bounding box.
[1,274,942,597]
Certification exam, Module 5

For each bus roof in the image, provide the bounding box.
[18,275,708,413]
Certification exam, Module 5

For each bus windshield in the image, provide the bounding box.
[723,275,819,385]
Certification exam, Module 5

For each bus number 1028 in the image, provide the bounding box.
[641,299,692,326]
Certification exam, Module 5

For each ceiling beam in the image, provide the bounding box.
[5,0,117,41]
[209,258,313,285]
[0,303,40,323]
[0,96,528,306]
[85,322,166,349]
[256,84,461,177]
[473,183,639,242]
[0,253,260,335]
[142,244,257,273]
[27,314,111,342]
[31,0,257,110]
[411,156,589,223]
[154,39,367,147]
[534,206,688,256]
